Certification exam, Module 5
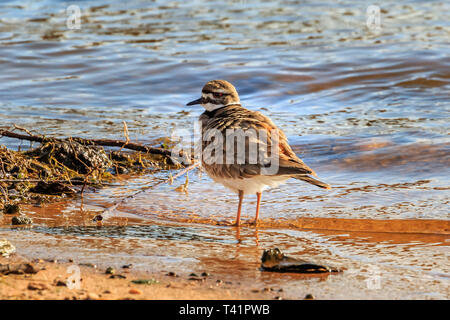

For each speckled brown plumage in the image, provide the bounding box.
[187,80,330,226]
[200,104,317,179]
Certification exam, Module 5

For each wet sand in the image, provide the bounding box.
[1,198,448,300]
[0,255,282,300]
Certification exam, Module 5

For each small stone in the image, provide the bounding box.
[129,288,142,295]
[3,204,20,215]
[0,239,16,257]
[23,263,39,274]
[273,296,282,300]
[261,248,340,273]
[189,273,198,277]
[0,263,39,275]
[121,264,133,269]
[188,277,203,281]
[304,293,315,300]
[12,216,33,225]
[92,215,103,222]
[201,272,210,277]
[105,267,115,275]
[86,293,99,300]
[79,263,96,268]
[45,259,57,263]
[55,280,67,287]
[109,274,126,279]
[166,271,178,277]
[131,279,158,285]
[27,282,49,291]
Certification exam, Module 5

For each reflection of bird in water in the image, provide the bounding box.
[234,226,260,247]
[187,80,330,226]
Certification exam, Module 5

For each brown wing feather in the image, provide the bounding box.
[253,111,317,177]
[201,105,317,178]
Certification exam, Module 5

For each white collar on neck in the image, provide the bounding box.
[202,101,240,111]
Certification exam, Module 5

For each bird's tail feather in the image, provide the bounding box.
[294,175,331,189]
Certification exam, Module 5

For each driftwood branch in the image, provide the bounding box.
[0,129,179,158]
[0,179,116,186]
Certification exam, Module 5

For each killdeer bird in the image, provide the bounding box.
[187,80,330,226]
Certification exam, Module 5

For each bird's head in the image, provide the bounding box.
[187,80,240,111]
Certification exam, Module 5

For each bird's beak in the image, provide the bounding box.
[186,97,203,106]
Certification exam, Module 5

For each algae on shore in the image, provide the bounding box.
[0,133,182,212]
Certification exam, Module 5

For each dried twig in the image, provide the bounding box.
[0,179,116,186]
[0,130,45,144]
[0,157,7,178]
[0,129,183,158]
[122,121,130,144]
[0,184,8,202]
[118,121,130,153]
[13,124,34,137]
[100,162,200,220]
[80,165,101,199]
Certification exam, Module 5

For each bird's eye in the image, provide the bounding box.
[213,92,223,98]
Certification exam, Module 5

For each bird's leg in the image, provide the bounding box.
[234,190,244,227]
[251,192,262,225]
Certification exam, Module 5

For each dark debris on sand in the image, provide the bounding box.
[0,130,183,213]
[261,248,342,274]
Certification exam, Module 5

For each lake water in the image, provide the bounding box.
[0,0,448,299]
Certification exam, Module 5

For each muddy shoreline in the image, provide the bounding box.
[0,254,290,300]
[1,203,448,300]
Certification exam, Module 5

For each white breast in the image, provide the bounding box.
[202,102,224,112]
[210,175,290,195]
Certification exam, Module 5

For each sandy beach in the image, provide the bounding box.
[0,254,285,300]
